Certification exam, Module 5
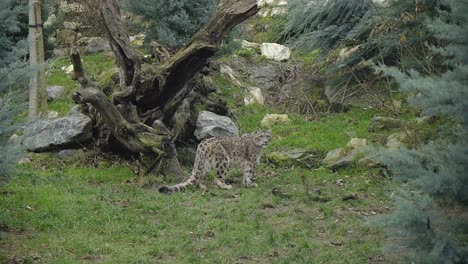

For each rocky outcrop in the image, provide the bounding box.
[22,113,92,152]
[260,43,291,61]
[194,111,239,140]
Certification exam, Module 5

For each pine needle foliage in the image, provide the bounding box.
[377,0,468,262]
[280,0,371,52]
[122,0,216,51]
[0,0,28,178]
[0,0,29,92]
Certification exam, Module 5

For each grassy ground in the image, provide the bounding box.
[0,106,396,263]
[0,156,393,263]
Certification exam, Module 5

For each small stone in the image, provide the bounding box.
[70,105,81,115]
[8,134,21,144]
[357,156,379,169]
[63,65,74,74]
[220,64,243,87]
[130,33,146,47]
[244,87,264,105]
[47,111,59,119]
[323,148,345,165]
[346,138,367,150]
[56,149,83,160]
[368,116,402,132]
[386,132,406,150]
[260,114,290,127]
[63,21,80,30]
[241,40,261,50]
[336,45,362,64]
[17,157,31,165]
[391,100,402,112]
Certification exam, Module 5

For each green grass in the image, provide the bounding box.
[0,93,395,263]
[0,160,393,263]
[46,54,116,115]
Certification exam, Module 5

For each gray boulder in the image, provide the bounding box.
[47,85,65,101]
[249,64,280,92]
[82,37,111,54]
[23,114,92,152]
[194,111,239,140]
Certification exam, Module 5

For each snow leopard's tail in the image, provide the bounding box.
[158,173,198,194]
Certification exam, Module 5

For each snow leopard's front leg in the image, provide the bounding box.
[243,161,258,187]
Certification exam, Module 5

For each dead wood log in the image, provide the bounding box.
[71,0,259,175]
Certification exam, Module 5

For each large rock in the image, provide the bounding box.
[250,64,280,91]
[23,114,92,152]
[47,85,65,101]
[260,43,290,61]
[194,111,239,140]
[368,116,403,132]
[82,37,111,54]
[261,114,290,127]
[244,87,264,105]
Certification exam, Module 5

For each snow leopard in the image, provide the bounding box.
[158,129,271,194]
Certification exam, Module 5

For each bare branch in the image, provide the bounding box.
[99,0,141,102]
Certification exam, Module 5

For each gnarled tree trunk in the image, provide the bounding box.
[72,0,259,175]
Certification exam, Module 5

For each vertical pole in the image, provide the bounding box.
[28,0,47,121]
[28,0,39,120]
[35,0,47,116]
